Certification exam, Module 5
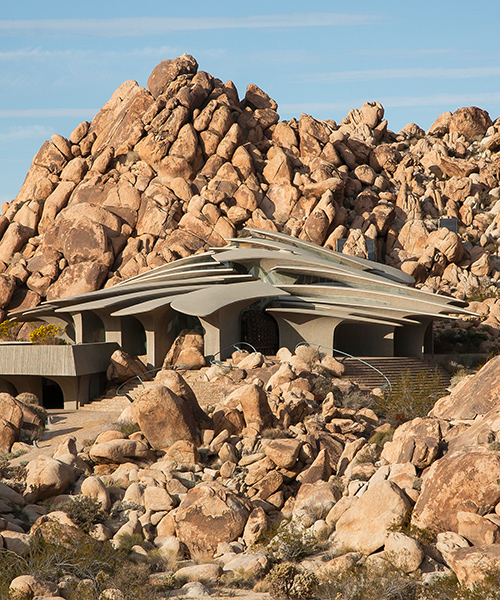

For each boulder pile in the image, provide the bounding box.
[1,349,500,595]
[0,55,499,343]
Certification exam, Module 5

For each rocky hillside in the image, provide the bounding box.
[1,349,500,598]
[1,54,500,338]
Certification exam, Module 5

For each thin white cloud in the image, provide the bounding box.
[0,109,98,118]
[0,13,381,37]
[0,45,181,61]
[351,48,455,59]
[380,92,500,109]
[303,66,500,84]
[0,125,54,142]
[280,92,500,115]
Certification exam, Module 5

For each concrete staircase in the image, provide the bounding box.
[342,356,451,394]
[84,373,155,409]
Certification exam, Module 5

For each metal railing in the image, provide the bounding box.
[209,342,257,367]
[295,342,392,392]
[115,363,189,402]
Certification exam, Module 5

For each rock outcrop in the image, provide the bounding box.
[1,55,499,358]
[2,54,500,596]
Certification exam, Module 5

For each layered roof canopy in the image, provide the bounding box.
[12,228,472,328]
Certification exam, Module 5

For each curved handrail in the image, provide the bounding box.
[210,341,257,367]
[294,342,392,392]
[115,363,189,402]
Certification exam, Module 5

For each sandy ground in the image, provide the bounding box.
[9,394,132,466]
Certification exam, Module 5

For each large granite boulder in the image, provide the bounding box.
[225,383,275,433]
[174,482,251,555]
[24,456,79,502]
[334,481,412,554]
[154,369,211,429]
[132,384,200,450]
[431,356,500,420]
[106,349,147,383]
[381,416,444,469]
[411,450,500,533]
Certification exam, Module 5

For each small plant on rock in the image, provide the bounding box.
[0,319,19,341]
[29,323,67,345]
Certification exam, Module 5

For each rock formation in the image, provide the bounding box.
[2,54,500,596]
[0,347,498,593]
[0,55,499,341]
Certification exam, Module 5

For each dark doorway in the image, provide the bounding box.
[42,378,64,409]
[81,312,105,343]
[121,316,147,356]
[334,322,394,357]
[241,309,279,355]
[0,379,18,396]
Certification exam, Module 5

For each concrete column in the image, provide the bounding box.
[273,314,342,355]
[96,312,123,346]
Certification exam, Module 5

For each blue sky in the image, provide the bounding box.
[1,1,499,204]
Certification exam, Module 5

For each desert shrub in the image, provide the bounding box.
[312,377,343,403]
[420,569,500,600]
[329,475,345,496]
[29,323,67,345]
[465,278,500,303]
[373,368,444,426]
[368,428,394,448]
[59,496,107,534]
[266,520,319,562]
[119,422,141,437]
[0,532,119,598]
[222,567,257,590]
[434,322,489,354]
[0,455,9,477]
[355,444,380,465]
[341,389,374,411]
[102,560,175,600]
[262,427,294,439]
[0,319,19,341]
[450,367,474,388]
[116,532,144,554]
[319,564,420,600]
[295,344,320,367]
[265,562,318,600]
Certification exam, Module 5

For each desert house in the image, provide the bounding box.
[0,228,471,408]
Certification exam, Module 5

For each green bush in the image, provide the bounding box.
[312,377,344,403]
[266,520,319,562]
[119,422,141,437]
[29,323,67,345]
[0,319,19,341]
[59,496,107,534]
[319,564,420,600]
[0,533,119,598]
[116,533,144,554]
[373,368,444,426]
[266,562,318,600]
[434,323,489,354]
[0,530,175,600]
[368,428,394,448]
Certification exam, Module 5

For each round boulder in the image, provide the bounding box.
[174,482,251,555]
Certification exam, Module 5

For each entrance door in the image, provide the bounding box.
[241,309,279,355]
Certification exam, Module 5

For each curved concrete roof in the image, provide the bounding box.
[10,228,472,328]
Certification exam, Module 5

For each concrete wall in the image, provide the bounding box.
[0,342,119,376]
